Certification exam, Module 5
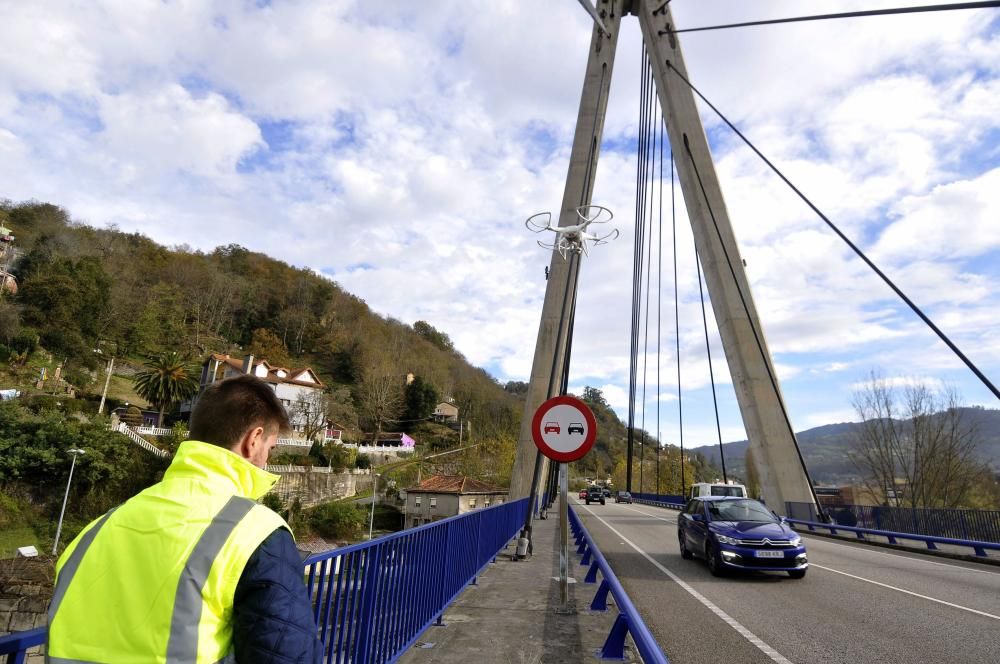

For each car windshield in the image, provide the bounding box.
[706,499,777,523]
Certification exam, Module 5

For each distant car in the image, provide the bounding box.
[615,491,632,504]
[585,486,605,505]
[544,421,560,434]
[602,488,612,498]
[567,422,585,435]
[578,489,588,499]
[678,497,807,579]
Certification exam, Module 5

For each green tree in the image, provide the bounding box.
[307,501,366,540]
[134,352,200,426]
[402,376,439,430]
[247,327,291,367]
[413,320,454,352]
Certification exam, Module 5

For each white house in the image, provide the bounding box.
[183,353,326,436]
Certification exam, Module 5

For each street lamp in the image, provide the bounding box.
[368,473,381,540]
[53,448,85,555]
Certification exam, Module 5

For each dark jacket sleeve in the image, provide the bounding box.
[233,528,324,663]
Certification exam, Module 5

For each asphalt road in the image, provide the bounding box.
[573,498,1000,664]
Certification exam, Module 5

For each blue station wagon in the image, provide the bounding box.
[678,497,807,579]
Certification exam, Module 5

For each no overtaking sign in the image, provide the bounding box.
[531,395,597,463]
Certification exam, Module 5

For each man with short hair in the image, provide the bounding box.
[48,375,323,663]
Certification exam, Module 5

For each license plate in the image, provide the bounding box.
[755,550,784,558]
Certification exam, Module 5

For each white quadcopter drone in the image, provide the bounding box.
[525,205,619,260]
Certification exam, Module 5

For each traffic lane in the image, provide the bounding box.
[576,501,1000,664]
[573,499,784,664]
[622,502,1000,616]
[800,534,1000,617]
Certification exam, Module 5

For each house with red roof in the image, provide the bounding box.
[402,474,508,529]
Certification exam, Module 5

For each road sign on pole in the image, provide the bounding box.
[531,395,598,463]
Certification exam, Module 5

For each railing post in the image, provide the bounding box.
[600,613,629,659]
[435,521,453,626]
[352,545,383,664]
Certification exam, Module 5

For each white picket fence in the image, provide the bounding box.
[114,422,170,458]
[136,426,174,437]
[266,465,372,475]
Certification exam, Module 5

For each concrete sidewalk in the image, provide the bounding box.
[398,506,637,663]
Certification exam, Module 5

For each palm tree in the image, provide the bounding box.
[134,352,200,427]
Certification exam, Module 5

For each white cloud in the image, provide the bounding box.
[1,0,998,440]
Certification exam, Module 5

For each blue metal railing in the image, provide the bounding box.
[633,493,685,508]
[786,501,1000,544]
[0,627,44,664]
[0,498,528,664]
[568,507,669,664]
[786,517,1000,558]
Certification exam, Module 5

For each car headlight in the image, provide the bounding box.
[789,535,801,546]
[714,534,738,545]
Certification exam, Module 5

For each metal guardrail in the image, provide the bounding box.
[303,497,528,663]
[786,501,1000,544]
[0,627,44,664]
[786,518,1000,558]
[569,507,669,664]
[0,499,528,664]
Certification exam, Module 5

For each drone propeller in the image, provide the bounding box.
[525,212,553,233]
[591,228,620,245]
[575,205,613,227]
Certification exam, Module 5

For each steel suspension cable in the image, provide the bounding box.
[664,60,1000,403]
[693,248,728,483]
[656,117,664,498]
[668,1,1000,34]
[628,48,652,491]
[671,150,685,494]
[681,133,825,516]
[639,97,658,496]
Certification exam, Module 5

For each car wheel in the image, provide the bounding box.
[678,533,693,560]
[787,569,806,579]
[600,499,605,505]
[585,499,590,505]
[706,542,725,577]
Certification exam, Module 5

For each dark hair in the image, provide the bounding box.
[189,375,291,448]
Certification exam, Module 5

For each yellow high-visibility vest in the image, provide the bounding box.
[47,440,289,663]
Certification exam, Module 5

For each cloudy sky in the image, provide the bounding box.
[2,0,999,449]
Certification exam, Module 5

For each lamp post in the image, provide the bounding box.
[368,473,381,540]
[53,448,86,555]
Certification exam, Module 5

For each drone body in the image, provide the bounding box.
[525,205,619,259]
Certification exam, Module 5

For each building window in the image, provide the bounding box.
[469,498,477,508]
[415,497,421,507]
[412,518,420,528]
[430,497,437,508]
[484,499,491,507]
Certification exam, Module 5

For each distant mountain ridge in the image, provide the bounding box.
[689,408,1000,485]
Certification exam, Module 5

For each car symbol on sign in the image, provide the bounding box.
[568,422,585,435]
[544,421,560,434]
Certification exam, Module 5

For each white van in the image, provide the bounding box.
[688,482,747,499]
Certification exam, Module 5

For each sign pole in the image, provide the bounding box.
[559,461,570,605]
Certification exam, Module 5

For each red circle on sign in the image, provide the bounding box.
[531,395,598,462]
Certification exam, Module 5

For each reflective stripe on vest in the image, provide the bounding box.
[166,496,255,662]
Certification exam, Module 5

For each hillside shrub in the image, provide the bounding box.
[307,501,366,540]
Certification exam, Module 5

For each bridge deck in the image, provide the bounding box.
[398,504,633,663]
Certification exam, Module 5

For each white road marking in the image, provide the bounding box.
[580,504,794,664]
[810,563,1000,621]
